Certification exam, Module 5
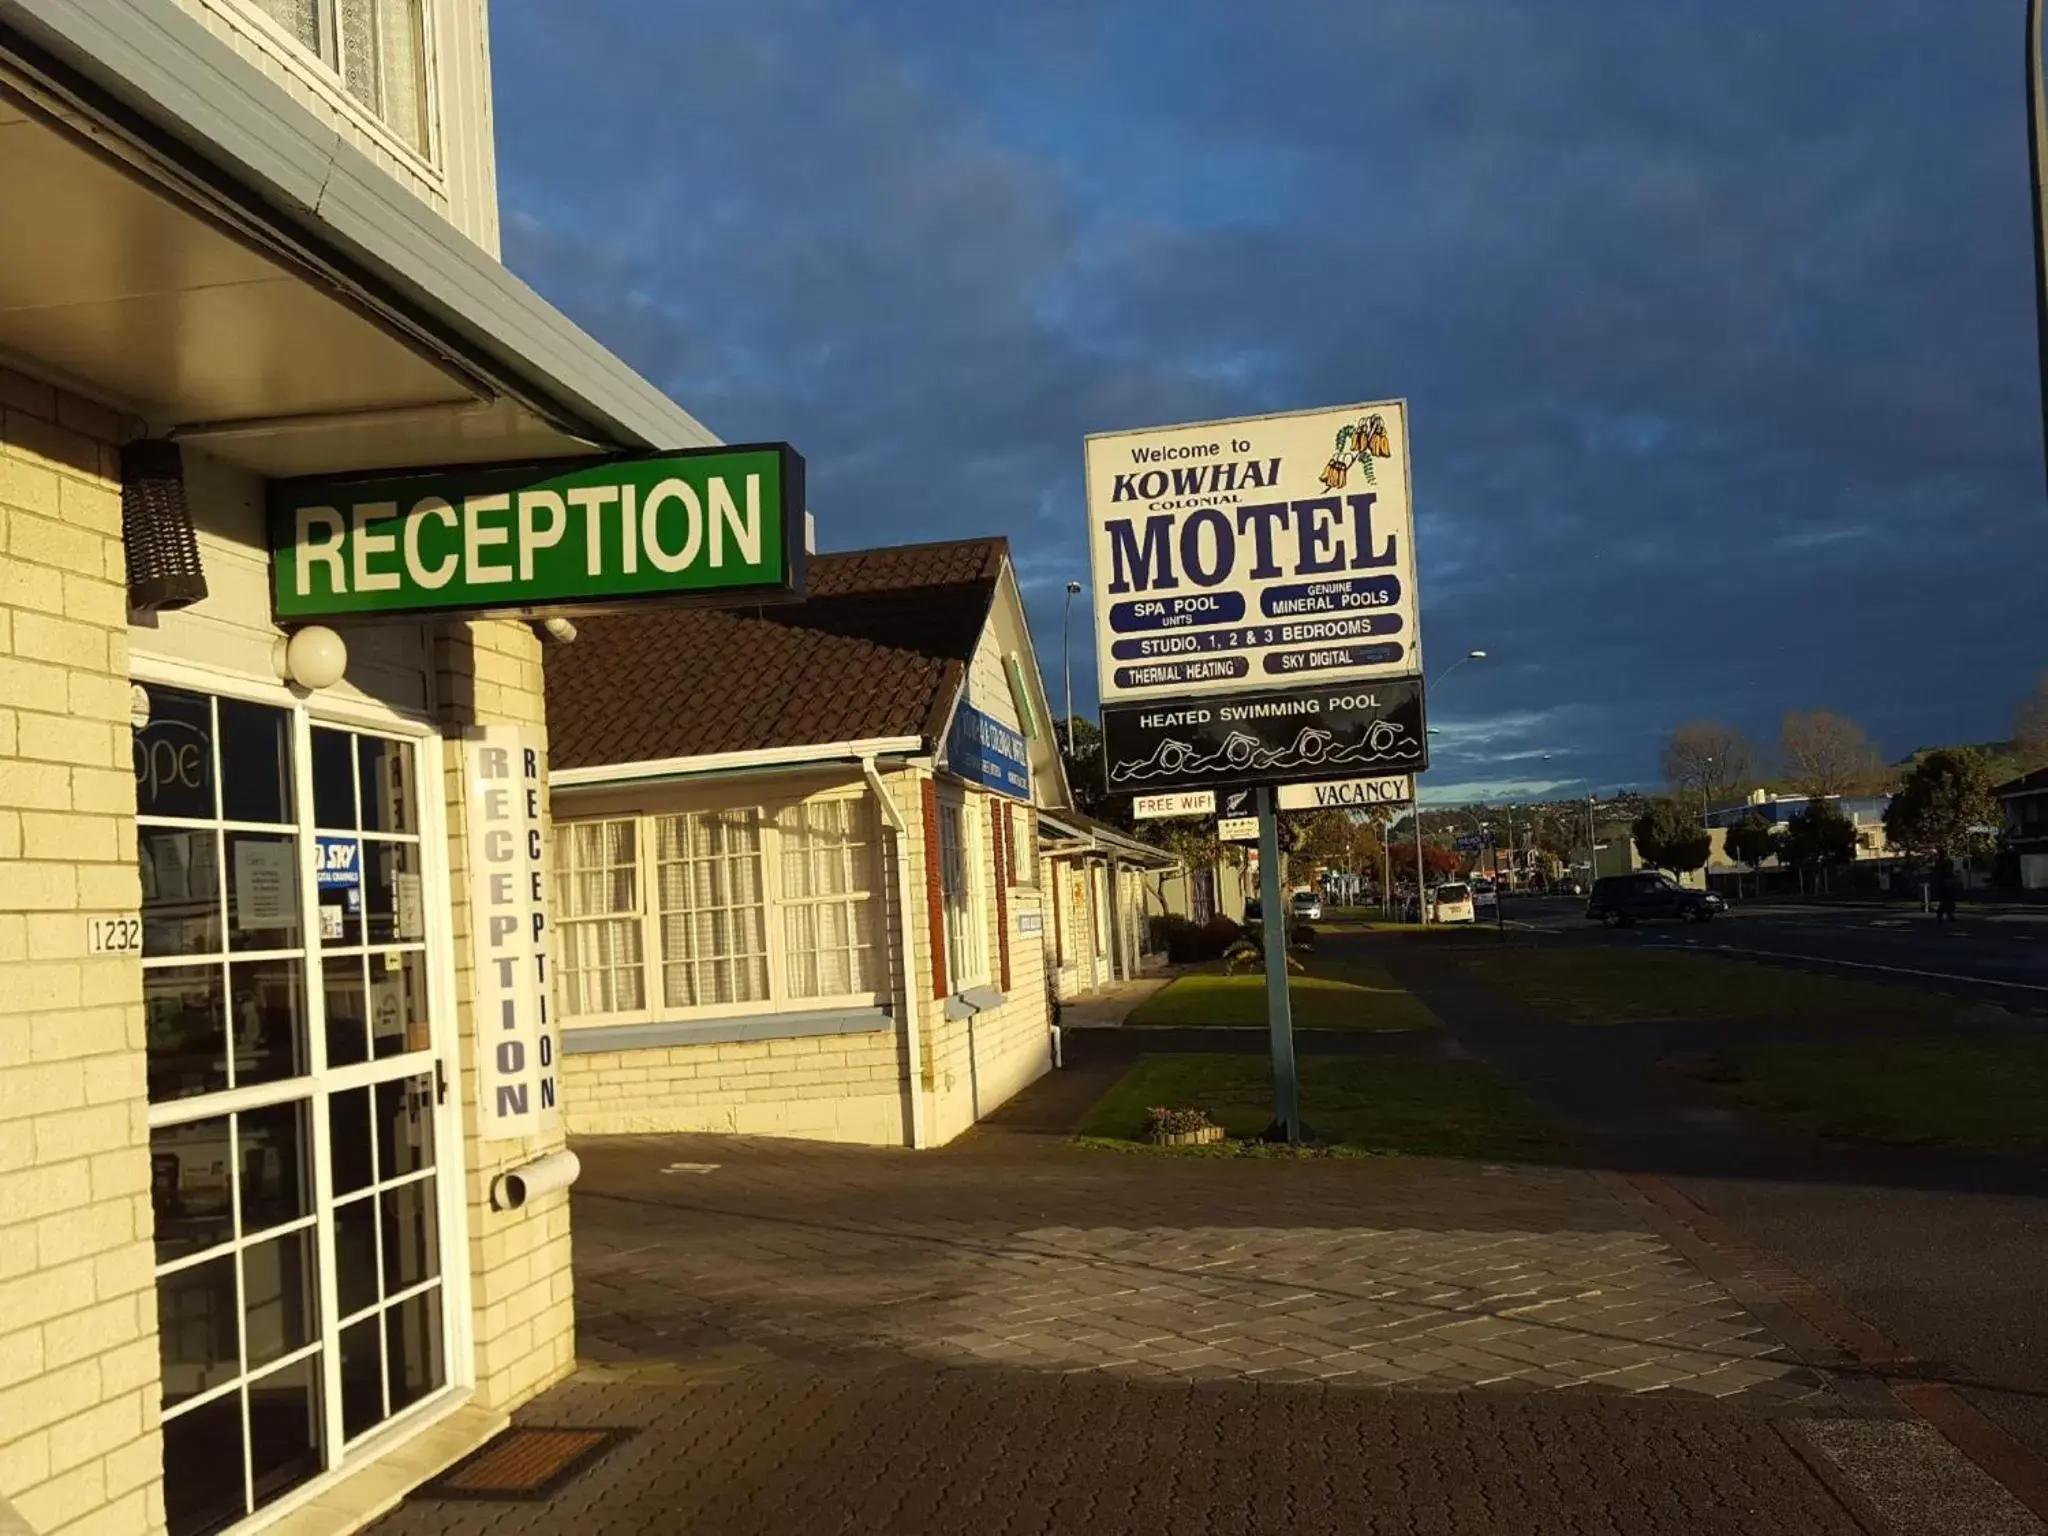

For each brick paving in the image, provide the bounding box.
[367,1117,1902,1533]
[566,1134,1826,1402]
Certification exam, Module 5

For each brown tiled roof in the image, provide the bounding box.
[546,537,1007,770]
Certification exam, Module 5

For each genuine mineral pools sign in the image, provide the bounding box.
[1084,403,1420,704]
[270,444,804,620]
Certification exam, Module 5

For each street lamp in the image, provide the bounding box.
[1061,580,1082,755]
[1412,650,1487,923]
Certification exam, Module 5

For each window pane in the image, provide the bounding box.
[248,0,319,51]
[374,1073,436,1181]
[380,1177,439,1294]
[227,833,302,952]
[146,966,228,1103]
[157,1253,239,1409]
[339,1314,384,1441]
[239,1101,312,1236]
[152,1117,234,1263]
[161,1388,245,1536]
[133,687,214,821]
[217,697,294,826]
[312,727,357,831]
[232,957,309,1087]
[329,1087,373,1196]
[386,1287,444,1415]
[334,1196,379,1319]
[141,829,221,957]
[357,735,416,833]
[362,840,421,946]
[248,1354,322,1513]
[243,1227,317,1369]
[325,955,369,1069]
[369,950,430,1058]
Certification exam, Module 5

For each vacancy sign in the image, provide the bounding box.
[464,725,559,1141]
[1085,401,1421,704]
[1133,790,1215,820]
[1276,774,1413,811]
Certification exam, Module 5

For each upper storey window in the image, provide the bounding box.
[248,0,431,158]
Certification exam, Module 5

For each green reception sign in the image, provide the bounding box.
[269,444,804,620]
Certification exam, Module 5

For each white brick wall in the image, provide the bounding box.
[433,620,577,1412]
[0,366,167,1536]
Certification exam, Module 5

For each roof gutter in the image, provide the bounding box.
[551,737,925,791]
[0,0,715,452]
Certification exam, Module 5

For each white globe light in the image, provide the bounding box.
[283,626,348,690]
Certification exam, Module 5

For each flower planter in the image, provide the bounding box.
[1145,1124,1224,1147]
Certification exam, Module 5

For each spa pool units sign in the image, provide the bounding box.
[1085,402,1421,702]
[270,443,805,619]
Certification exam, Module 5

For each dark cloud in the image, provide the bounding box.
[495,0,2045,798]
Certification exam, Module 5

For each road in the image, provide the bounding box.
[1501,895,2048,1006]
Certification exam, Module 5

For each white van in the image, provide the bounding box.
[1431,882,1476,923]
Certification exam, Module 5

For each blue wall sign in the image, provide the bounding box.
[946,703,1031,800]
[315,835,361,890]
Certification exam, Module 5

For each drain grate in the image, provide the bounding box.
[421,1426,635,1501]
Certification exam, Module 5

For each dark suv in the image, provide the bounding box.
[1586,872,1725,928]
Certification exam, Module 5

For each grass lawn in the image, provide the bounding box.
[1703,1039,2048,1155]
[1458,946,1964,1027]
[1076,1053,1574,1162]
[1127,963,1437,1032]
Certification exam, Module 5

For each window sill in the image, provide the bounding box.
[561,1007,894,1055]
[944,987,1006,1021]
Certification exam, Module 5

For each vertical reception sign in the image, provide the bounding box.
[464,726,559,1140]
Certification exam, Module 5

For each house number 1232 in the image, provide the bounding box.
[86,916,141,954]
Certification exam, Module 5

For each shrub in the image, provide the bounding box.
[1145,1105,1216,1137]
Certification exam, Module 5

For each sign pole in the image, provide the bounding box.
[1256,785,1302,1143]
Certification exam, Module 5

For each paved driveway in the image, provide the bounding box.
[362,1111,2019,1534]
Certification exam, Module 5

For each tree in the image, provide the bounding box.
[1883,748,1998,865]
[1721,810,1780,898]
[1780,799,1857,892]
[1058,716,1136,832]
[1632,798,1712,876]
[1779,709,1882,799]
[1662,721,1755,816]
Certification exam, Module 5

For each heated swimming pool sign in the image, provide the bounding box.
[1085,402,1422,702]
[270,444,805,620]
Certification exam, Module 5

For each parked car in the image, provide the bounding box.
[1470,879,1498,917]
[1415,882,1475,923]
[1290,891,1323,922]
[1585,872,1725,928]
[1554,876,1586,897]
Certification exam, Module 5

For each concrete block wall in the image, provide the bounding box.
[0,366,169,1536]
[559,1028,907,1143]
[432,619,576,1413]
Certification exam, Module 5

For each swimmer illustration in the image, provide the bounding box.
[1317,413,1393,490]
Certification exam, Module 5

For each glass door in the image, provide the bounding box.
[138,683,457,1536]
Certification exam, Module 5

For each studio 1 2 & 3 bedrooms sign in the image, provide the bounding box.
[271,444,805,620]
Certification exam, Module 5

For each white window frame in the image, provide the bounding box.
[129,654,474,1535]
[937,791,989,992]
[217,0,444,175]
[553,787,889,1029]
[1007,801,1038,889]
[554,818,647,1018]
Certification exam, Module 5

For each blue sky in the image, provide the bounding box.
[494,0,2045,803]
